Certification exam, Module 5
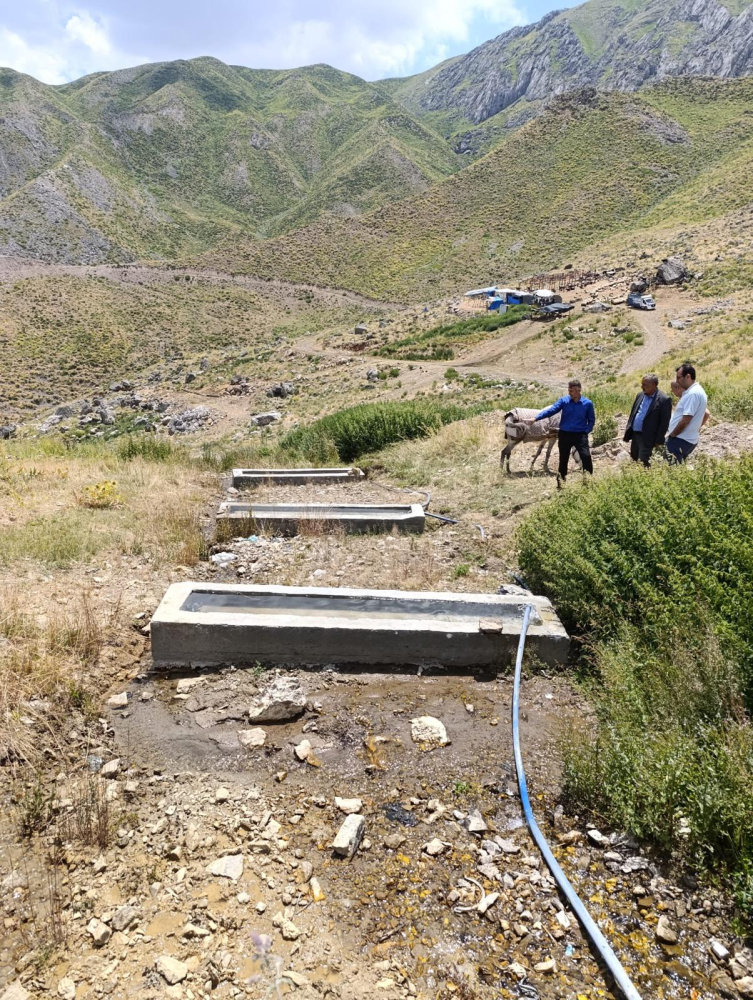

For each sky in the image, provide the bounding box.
[0,0,568,86]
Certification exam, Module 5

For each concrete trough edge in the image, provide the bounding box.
[216,501,426,535]
[150,582,570,668]
[232,467,364,487]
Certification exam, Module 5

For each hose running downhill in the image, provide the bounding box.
[512,604,643,1000]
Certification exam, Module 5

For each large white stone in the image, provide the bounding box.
[155,956,188,984]
[410,716,448,747]
[206,854,244,880]
[249,676,307,723]
[332,814,365,858]
[335,797,362,815]
[238,727,266,747]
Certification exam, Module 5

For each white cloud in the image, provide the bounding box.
[65,12,112,55]
[230,0,526,79]
[0,27,69,84]
[0,0,528,84]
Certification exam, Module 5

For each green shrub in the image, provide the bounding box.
[518,457,753,688]
[592,414,618,446]
[282,399,499,463]
[117,435,178,462]
[517,456,753,913]
[377,306,530,360]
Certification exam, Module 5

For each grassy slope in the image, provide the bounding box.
[0,274,379,412]
[0,60,458,262]
[196,78,753,298]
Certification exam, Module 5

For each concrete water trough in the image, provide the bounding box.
[150,582,570,668]
[216,501,425,535]
[232,467,364,487]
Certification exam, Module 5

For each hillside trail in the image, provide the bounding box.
[0,255,406,311]
[619,302,672,375]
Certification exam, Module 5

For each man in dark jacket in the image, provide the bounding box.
[623,374,671,466]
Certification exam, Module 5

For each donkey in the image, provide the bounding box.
[500,407,581,474]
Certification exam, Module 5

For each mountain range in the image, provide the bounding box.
[0,0,751,287]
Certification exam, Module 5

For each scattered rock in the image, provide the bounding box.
[176,677,199,694]
[534,958,556,974]
[107,692,128,708]
[465,809,488,834]
[735,977,753,998]
[384,833,407,850]
[238,727,267,747]
[86,917,111,947]
[100,758,120,777]
[657,256,688,285]
[272,911,301,941]
[282,970,309,988]
[57,979,75,1000]
[215,786,230,802]
[656,914,678,944]
[249,675,307,723]
[294,739,312,761]
[155,956,188,985]
[410,716,449,748]
[333,814,365,859]
[587,828,608,847]
[250,411,282,427]
[111,905,140,932]
[206,854,244,880]
[423,838,447,857]
[335,797,362,815]
[2,983,30,1000]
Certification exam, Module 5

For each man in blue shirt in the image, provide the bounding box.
[531,379,595,483]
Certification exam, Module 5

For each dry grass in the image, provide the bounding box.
[0,589,116,766]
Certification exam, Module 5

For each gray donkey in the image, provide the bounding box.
[500,407,581,473]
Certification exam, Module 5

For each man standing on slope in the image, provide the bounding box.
[623,373,671,466]
[531,379,595,485]
[666,362,708,463]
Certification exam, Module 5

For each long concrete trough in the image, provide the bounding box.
[232,467,364,487]
[150,582,570,668]
[217,501,425,535]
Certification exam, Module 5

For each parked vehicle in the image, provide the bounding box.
[535,302,574,320]
[627,292,656,310]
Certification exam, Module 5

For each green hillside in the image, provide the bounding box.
[0,59,458,263]
[196,78,753,298]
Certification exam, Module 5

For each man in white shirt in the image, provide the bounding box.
[666,363,708,463]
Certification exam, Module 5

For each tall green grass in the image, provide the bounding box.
[517,456,753,914]
[282,399,501,463]
[377,306,531,361]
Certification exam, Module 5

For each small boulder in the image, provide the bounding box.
[107,692,128,709]
[249,675,307,723]
[155,956,188,985]
[333,814,365,859]
[238,727,266,748]
[410,716,449,748]
[206,853,244,880]
[335,797,362,815]
[86,917,111,947]
[656,914,678,944]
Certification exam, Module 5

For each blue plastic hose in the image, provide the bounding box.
[512,604,643,1000]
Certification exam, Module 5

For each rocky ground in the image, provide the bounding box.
[1,661,747,1000]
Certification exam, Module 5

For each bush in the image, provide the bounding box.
[117,435,177,462]
[517,456,753,912]
[377,306,530,360]
[282,399,499,463]
[517,457,753,688]
[592,414,618,446]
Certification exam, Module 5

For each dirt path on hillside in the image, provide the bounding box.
[0,255,406,311]
[620,306,670,375]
